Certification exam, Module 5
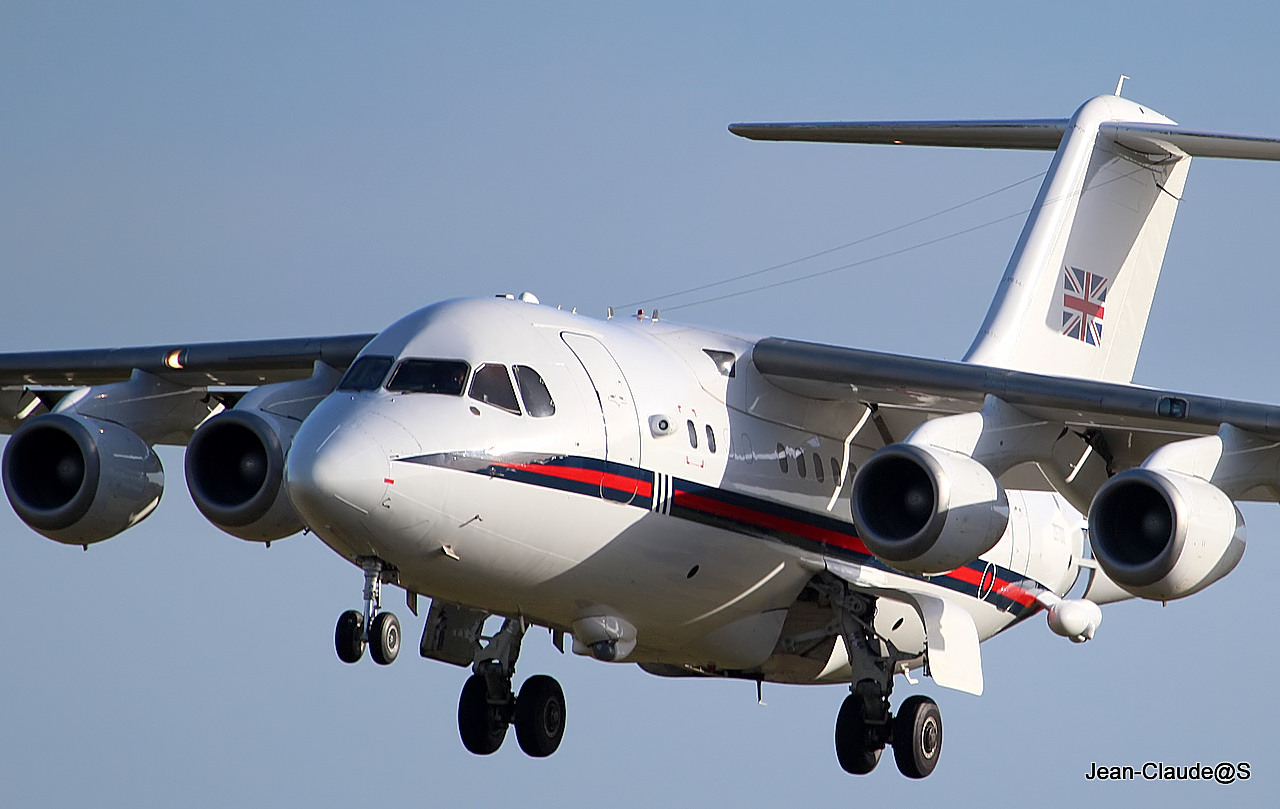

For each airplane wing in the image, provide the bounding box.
[0,334,374,435]
[751,336,1280,502]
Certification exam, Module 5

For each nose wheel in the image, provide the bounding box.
[334,557,400,665]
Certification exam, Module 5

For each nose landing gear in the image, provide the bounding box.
[334,556,401,665]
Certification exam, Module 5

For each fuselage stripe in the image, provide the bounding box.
[397,452,1043,618]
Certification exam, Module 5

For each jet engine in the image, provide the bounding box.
[185,410,303,542]
[2,413,164,545]
[850,443,1008,574]
[184,366,338,542]
[1087,468,1245,601]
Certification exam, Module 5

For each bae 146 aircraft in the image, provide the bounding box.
[4,89,1280,779]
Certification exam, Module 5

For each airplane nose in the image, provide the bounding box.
[285,414,391,526]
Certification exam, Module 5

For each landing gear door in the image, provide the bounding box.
[562,332,642,503]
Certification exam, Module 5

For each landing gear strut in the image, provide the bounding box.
[334,556,400,665]
[819,576,943,778]
[456,616,568,758]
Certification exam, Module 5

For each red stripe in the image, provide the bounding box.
[674,490,871,555]
[496,463,1037,610]
[494,462,654,498]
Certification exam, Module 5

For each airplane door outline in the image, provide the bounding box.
[562,332,642,503]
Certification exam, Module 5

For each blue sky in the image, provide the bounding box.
[1,2,1276,805]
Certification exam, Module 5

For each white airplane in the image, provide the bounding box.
[3,90,1279,779]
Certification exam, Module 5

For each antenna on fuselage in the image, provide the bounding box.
[1114,74,1130,96]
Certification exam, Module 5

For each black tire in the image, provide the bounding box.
[458,674,508,755]
[369,611,401,665]
[892,695,942,779]
[515,675,566,758]
[335,610,365,664]
[835,694,882,775]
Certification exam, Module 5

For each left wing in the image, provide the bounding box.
[752,335,1280,504]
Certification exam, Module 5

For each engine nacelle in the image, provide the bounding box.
[2,413,164,545]
[185,410,303,542]
[850,443,1009,574]
[1088,468,1245,601]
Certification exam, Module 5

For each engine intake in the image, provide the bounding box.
[851,443,1009,574]
[1088,468,1245,601]
[185,410,302,542]
[2,413,163,545]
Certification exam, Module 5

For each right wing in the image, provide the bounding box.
[0,334,374,436]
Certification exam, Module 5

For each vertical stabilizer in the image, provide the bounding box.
[731,95,1280,383]
[962,96,1190,382]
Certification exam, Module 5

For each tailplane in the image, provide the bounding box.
[731,93,1280,382]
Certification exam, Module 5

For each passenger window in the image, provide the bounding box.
[514,365,556,417]
[386,359,469,395]
[777,443,788,474]
[705,425,717,454]
[797,452,807,479]
[814,453,824,483]
[468,364,522,415]
[338,355,393,391]
[687,420,698,449]
[831,456,842,482]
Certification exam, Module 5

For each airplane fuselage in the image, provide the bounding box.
[285,296,1083,682]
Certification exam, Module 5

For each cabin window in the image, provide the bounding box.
[813,452,824,483]
[831,456,842,483]
[514,365,556,417]
[777,443,788,474]
[338,355,394,391]
[386,359,470,395]
[705,425,717,454]
[796,452,807,479]
[468,363,522,415]
[687,420,698,449]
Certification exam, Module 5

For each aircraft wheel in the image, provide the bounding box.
[835,694,882,775]
[515,675,566,758]
[458,674,508,755]
[892,695,942,779]
[335,610,365,664]
[369,611,401,665]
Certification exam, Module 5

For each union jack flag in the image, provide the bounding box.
[1061,265,1108,346]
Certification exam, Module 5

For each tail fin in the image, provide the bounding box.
[731,94,1280,383]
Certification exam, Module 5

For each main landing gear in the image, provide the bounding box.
[456,616,567,758]
[335,557,401,665]
[820,577,943,779]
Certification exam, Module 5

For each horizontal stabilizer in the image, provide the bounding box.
[731,118,1280,161]
[728,119,1068,150]
[1101,122,1280,160]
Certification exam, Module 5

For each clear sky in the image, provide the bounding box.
[1,2,1276,805]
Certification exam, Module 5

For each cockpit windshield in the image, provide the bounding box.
[338,355,394,391]
[386,359,470,395]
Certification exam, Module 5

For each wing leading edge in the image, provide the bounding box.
[0,334,375,388]
[752,336,1280,439]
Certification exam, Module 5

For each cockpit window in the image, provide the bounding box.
[338,355,394,391]
[386,359,470,395]
[468,363,522,415]
[513,365,555,417]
